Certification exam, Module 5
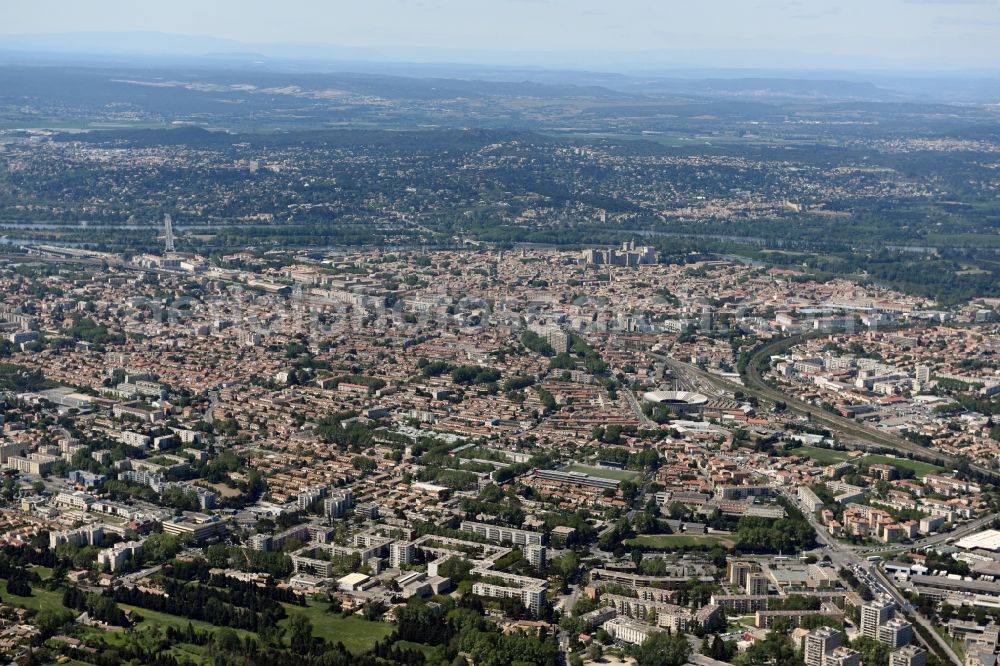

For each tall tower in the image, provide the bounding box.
[163,214,175,254]
[804,627,842,666]
[860,598,895,640]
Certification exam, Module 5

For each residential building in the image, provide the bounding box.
[161,514,228,543]
[525,544,547,569]
[460,520,544,546]
[324,490,354,519]
[878,617,913,648]
[97,540,144,571]
[390,541,415,568]
[728,559,753,588]
[746,572,769,596]
[603,616,663,645]
[825,647,861,666]
[861,598,896,640]
[804,627,842,666]
[889,646,926,666]
[470,568,547,613]
[803,627,843,666]
[49,525,104,550]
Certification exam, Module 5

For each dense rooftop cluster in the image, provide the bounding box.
[0,247,996,666]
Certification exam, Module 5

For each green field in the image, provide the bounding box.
[1,580,392,663]
[79,624,215,665]
[0,580,65,614]
[782,447,943,478]
[861,455,943,479]
[624,534,735,550]
[282,599,394,654]
[117,603,256,640]
[80,605,259,665]
[562,464,640,481]
[120,598,392,654]
[784,446,851,464]
[394,640,438,658]
[80,599,393,662]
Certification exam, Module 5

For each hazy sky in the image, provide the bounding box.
[4,0,1000,70]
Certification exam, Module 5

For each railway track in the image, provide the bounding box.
[653,333,1000,483]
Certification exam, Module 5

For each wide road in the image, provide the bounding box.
[786,490,963,666]
[624,388,656,428]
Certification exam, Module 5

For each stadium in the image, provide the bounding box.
[640,390,709,414]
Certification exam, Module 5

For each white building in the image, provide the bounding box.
[861,598,895,640]
[878,617,913,648]
[603,616,663,645]
[97,540,144,571]
[460,521,543,546]
[324,490,354,519]
[825,647,861,666]
[525,544,547,569]
[470,568,547,614]
[798,486,824,513]
[50,524,104,550]
[119,430,151,449]
[390,542,415,568]
[804,627,842,666]
[52,491,95,511]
